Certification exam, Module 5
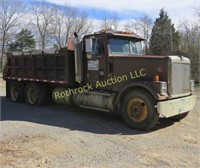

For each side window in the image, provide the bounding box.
[92,38,105,55]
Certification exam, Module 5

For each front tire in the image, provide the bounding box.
[122,90,159,131]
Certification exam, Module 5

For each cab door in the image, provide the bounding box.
[85,37,106,86]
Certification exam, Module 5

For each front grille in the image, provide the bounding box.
[170,62,190,98]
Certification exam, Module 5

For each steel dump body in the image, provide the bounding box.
[4,49,75,85]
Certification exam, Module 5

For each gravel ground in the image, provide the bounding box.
[0,79,200,168]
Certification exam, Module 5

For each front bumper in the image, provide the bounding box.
[157,95,196,118]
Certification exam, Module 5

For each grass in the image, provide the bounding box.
[195,83,200,88]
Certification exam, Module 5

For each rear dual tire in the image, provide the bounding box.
[25,83,45,106]
[9,81,47,106]
[9,81,24,103]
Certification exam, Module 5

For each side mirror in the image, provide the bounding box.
[85,38,93,53]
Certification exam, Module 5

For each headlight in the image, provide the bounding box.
[190,80,195,92]
[160,82,167,96]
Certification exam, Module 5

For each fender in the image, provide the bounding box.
[112,80,166,115]
[115,81,158,102]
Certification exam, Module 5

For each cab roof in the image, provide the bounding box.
[84,29,145,41]
[106,31,145,40]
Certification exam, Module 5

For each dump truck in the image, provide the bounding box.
[3,29,196,130]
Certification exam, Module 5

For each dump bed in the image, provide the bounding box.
[3,48,75,85]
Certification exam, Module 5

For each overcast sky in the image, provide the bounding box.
[44,0,197,22]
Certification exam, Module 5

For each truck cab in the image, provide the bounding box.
[82,30,144,84]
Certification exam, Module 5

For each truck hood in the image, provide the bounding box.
[110,55,170,82]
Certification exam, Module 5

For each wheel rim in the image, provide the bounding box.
[127,98,148,123]
[10,86,19,101]
[27,87,38,104]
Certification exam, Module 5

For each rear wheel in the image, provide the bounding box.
[122,90,159,130]
[9,81,24,102]
[25,83,45,106]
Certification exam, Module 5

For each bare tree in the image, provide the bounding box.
[124,20,140,33]
[61,7,93,46]
[74,11,93,37]
[0,0,25,70]
[194,7,200,17]
[179,20,200,82]
[30,1,56,49]
[51,6,92,48]
[124,14,152,53]
[138,14,153,53]
[30,2,93,49]
[63,6,78,46]
[179,20,191,52]
[52,7,65,49]
[99,14,118,30]
[193,1,200,18]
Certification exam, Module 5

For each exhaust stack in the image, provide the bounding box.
[74,32,83,83]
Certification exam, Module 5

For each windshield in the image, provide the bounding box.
[108,38,143,55]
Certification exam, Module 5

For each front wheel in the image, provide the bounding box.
[122,90,159,131]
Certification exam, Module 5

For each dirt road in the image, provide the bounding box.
[0,79,200,168]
